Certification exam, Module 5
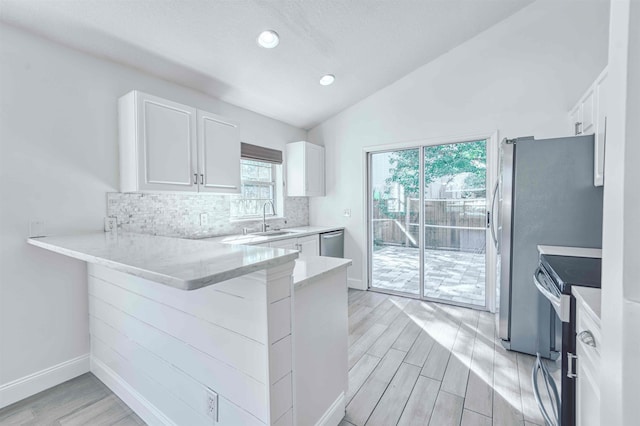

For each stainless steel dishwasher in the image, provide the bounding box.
[319,230,344,258]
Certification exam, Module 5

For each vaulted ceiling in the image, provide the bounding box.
[0,0,534,129]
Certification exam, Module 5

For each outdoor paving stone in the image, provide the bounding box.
[372,246,486,306]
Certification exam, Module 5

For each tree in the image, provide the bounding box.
[385,141,486,198]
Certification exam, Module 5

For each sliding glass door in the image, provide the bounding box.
[369,149,421,296]
[368,140,489,309]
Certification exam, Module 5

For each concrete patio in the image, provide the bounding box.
[371,245,486,306]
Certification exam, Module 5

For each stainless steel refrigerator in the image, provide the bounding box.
[494,135,603,358]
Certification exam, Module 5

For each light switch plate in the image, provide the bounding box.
[200,213,209,226]
[343,208,351,217]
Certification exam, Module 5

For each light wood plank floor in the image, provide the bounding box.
[0,289,555,426]
[342,289,556,426]
[0,373,143,425]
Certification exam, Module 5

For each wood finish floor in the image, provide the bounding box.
[342,289,554,426]
[0,289,554,426]
[0,373,143,425]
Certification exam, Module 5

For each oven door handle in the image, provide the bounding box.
[533,266,561,303]
[533,266,568,321]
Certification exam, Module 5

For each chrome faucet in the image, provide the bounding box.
[262,201,275,232]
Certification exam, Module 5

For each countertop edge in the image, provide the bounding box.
[537,245,602,258]
[572,286,602,325]
[28,237,184,288]
[28,235,300,291]
[293,258,353,290]
[205,226,345,245]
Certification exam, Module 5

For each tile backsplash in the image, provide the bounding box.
[107,193,309,239]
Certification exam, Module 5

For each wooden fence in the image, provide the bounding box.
[372,198,486,253]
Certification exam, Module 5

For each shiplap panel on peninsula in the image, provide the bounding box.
[87,262,295,425]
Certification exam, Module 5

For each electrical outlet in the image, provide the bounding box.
[28,220,46,238]
[343,208,351,217]
[204,388,218,422]
[200,213,209,227]
[104,217,117,233]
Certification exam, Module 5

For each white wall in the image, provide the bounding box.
[600,1,640,424]
[307,0,610,289]
[0,22,305,402]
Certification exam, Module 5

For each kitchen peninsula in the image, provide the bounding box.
[28,232,351,426]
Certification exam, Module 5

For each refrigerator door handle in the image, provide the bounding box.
[490,181,499,249]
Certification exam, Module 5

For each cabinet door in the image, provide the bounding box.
[305,143,325,196]
[576,339,600,426]
[285,142,304,196]
[136,93,198,191]
[269,238,298,250]
[594,73,608,186]
[297,235,319,258]
[197,110,241,193]
[581,89,595,135]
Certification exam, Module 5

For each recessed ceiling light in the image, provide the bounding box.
[257,30,279,48]
[319,74,335,86]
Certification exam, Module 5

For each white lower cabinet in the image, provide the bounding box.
[269,235,319,258]
[296,235,320,258]
[268,238,298,250]
[574,289,601,426]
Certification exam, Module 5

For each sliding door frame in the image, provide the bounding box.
[364,131,499,312]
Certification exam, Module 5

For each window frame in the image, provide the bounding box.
[230,159,280,220]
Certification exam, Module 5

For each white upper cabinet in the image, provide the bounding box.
[286,141,325,197]
[593,71,608,187]
[118,91,240,193]
[119,91,198,192]
[568,68,607,186]
[197,110,240,193]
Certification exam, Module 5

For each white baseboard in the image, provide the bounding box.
[347,278,365,290]
[90,357,175,426]
[315,392,345,426]
[0,354,90,409]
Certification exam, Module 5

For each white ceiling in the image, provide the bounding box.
[0,0,533,129]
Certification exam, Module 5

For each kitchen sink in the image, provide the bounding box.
[250,230,296,236]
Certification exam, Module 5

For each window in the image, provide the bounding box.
[231,159,279,218]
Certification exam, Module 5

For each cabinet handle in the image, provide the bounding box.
[200,174,204,185]
[574,121,582,135]
[567,352,577,378]
[194,173,198,184]
[578,330,596,348]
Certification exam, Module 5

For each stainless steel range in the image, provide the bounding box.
[533,247,602,426]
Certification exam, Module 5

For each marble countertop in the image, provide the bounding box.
[28,232,299,291]
[203,225,345,245]
[572,286,602,323]
[293,256,352,289]
[537,245,602,258]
